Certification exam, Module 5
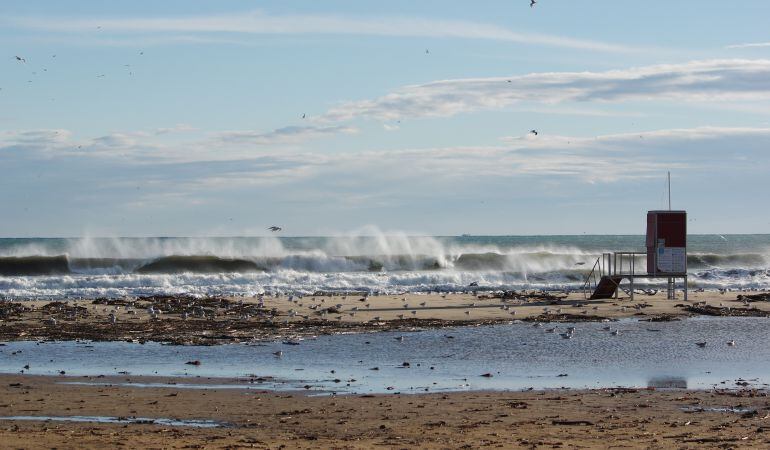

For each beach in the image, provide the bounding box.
[1,290,768,344]
[0,373,768,449]
[1,291,770,447]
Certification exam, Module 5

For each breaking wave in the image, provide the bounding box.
[0,233,768,299]
[0,251,592,276]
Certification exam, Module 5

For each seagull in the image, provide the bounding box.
[611,329,620,336]
[529,129,538,136]
[15,56,26,63]
[696,342,707,348]
[267,226,282,232]
[530,0,537,8]
[301,113,306,119]
[727,340,736,346]
[273,351,283,357]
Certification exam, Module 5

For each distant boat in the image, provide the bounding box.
[461,234,471,237]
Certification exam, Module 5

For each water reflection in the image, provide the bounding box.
[647,377,688,389]
[2,317,769,394]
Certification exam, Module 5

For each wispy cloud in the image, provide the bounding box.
[726,42,770,49]
[4,124,770,235]
[322,59,770,121]
[6,10,639,53]
[5,126,767,186]
[0,124,357,162]
[212,125,358,145]
[154,123,197,135]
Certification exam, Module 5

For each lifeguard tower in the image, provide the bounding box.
[583,210,688,301]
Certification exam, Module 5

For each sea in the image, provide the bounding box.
[0,234,768,300]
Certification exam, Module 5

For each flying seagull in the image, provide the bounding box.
[301,113,306,119]
[530,129,538,136]
[268,226,282,232]
[530,0,537,8]
[15,56,26,63]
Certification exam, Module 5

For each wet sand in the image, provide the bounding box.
[0,374,768,449]
[1,290,769,344]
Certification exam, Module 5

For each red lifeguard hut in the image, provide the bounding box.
[583,210,688,301]
[646,210,687,299]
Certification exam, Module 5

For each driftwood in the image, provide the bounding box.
[551,419,594,426]
[685,305,769,317]
[738,293,770,302]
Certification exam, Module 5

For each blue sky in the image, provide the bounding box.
[2,1,770,236]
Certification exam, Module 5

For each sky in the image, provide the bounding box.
[2,0,770,237]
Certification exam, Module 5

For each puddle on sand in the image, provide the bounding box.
[0,415,226,428]
[4,317,770,394]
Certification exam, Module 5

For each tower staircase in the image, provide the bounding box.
[582,252,644,300]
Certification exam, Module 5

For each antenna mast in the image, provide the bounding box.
[667,171,671,210]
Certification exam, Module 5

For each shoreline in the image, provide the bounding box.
[0,373,768,448]
[1,291,769,345]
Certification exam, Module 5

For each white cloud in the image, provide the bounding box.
[726,42,770,49]
[4,126,769,189]
[0,124,357,162]
[322,59,770,121]
[212,125,358,145]
[6,10,639,53]
[186,126,770,188]
[154,123,197,135]
[0,129,71,145]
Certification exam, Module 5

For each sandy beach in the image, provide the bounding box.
[0,373,768,449]
[2,291,770,448]
[1,290,768,344]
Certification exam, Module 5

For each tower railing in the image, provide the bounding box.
[582,252,647,299]
[582,252,611,298]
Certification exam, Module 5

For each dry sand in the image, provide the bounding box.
[0,374,768,449]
